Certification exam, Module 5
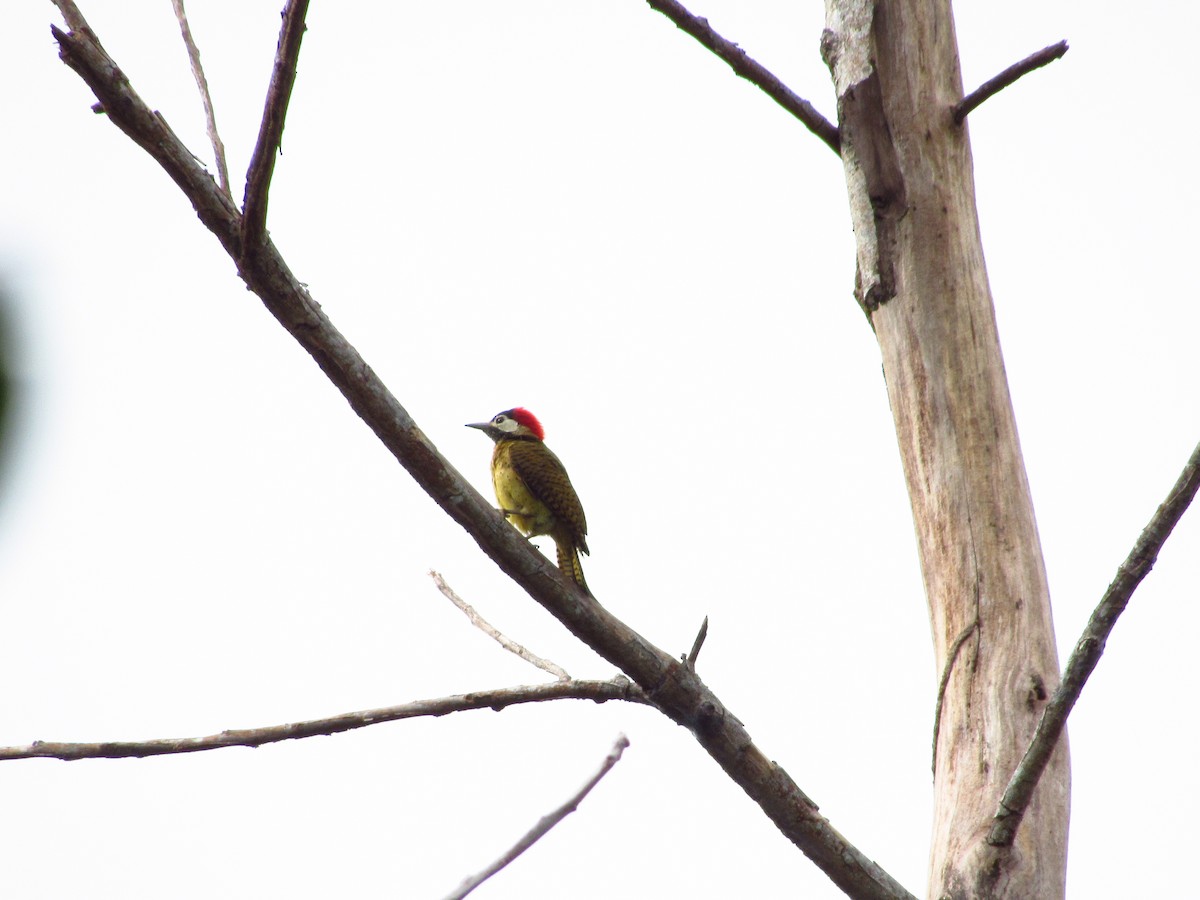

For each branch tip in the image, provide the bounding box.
[170,0,231,195]
[50,0,88,33]
[430,570,571,680]
[443,734,631,900]
[685,616,710,670]
[0,681,642,761]
[954,39,1069,124]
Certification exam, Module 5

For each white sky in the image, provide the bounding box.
[2,1,1198,898]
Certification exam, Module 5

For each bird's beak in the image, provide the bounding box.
[465,421,490,431]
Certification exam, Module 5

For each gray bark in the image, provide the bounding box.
[822,1,1071,897]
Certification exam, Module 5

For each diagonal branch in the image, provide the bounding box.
[170,0,230,195]
[988,439,1200,847]
[49,13,912,900]
[954,40,1068,124]
[241,0,309,257]
[646,0,840,155]
[444,734,631,900]
[431,570,572,681]
[0,680,643,761]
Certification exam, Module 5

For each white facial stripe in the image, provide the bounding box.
[494,415,520,432]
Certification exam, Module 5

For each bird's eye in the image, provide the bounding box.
[493,415,507,425]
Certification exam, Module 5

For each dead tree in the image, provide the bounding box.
[822,3,1071,896]
[26,2,1200,898]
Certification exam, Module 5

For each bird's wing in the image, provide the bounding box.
[507,440,588,545]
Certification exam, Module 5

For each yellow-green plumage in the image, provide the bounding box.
[468,409,590,590]
[493,438,589,585]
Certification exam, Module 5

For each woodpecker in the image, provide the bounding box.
[467,408,590,590]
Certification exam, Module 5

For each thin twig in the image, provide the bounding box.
[170,0,230,195]
[931,616,978,775]
[0,680,644,762]
[988,439,1200,847]
[431,570,571,681]
[646,0,840,155]
[444,734,631,900]
[954,40,1069,124]
[241,0,309,257]
[684,616,709,670]
[49,18,915,899]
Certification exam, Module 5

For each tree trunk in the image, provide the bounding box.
[822,1,1070,897]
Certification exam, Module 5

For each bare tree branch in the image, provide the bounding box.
[48,13,914,899]
[241,0,309,257]
[443,734,631,900]
[988,439,1200,847]
[954,40,1069,124]
[0,680,643,762]
[170,0,230,195]
[431,570,571,681]
[646,0,840,155]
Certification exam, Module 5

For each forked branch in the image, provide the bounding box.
[989,439,1200,846]
[52,0,86,31]
[49,9,911,898]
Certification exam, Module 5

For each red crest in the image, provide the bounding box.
[507,407,545,441]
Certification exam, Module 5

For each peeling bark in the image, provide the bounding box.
[823,1,1071,897]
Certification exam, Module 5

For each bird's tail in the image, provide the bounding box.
[555,539,588,592]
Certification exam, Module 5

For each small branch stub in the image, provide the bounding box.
[954,40,1068,124]
[684,616,709,670]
